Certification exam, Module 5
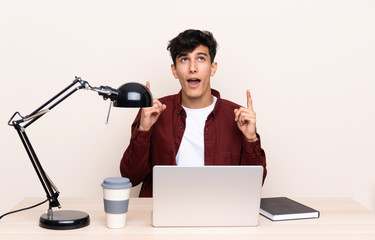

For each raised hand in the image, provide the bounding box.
[234,89,258,142]
[138,82,167,132]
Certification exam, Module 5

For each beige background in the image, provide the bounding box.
[1,0,374,215]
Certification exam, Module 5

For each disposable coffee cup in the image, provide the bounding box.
[101,177,132,228]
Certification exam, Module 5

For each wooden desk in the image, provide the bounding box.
[1,198,375,240]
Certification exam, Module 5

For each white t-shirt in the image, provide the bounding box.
[176,96,217,166]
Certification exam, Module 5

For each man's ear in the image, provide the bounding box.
[171,64,178,79]
[211,62,218,76]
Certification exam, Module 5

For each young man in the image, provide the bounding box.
[120,29,267,197]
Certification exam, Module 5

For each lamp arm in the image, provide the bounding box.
[8,76,97,211]
[9,77,89,128]
[14,125,61,209]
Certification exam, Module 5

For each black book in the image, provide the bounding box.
[260,197,320,221]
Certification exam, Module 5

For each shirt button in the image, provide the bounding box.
[180,125,183,129]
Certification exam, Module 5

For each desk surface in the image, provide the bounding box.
[1,197,375,240]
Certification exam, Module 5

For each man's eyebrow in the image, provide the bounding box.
[177,52,208,59]
[196,52,208,57]
[177,53,188,58]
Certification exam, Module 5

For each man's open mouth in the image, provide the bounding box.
[187,78,201,85]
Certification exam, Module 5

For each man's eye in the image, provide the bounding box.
[181,58,188,62]
[198,57,205,61]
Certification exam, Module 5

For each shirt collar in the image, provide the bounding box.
[175,89,221,117]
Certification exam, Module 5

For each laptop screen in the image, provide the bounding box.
[152,166,263,227]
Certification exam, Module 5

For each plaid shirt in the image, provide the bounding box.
[120,89,267,197]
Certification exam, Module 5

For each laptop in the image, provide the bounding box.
[152,165,263,227]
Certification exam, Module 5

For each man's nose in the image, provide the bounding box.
[189,62,197,73]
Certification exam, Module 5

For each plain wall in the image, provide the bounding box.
[1,0,374,215]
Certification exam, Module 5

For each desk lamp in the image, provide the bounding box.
[7,76,152,230]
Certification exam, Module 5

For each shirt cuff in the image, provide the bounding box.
[242,133,262,154]
[131,124,154,141]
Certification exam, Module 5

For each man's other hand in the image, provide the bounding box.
[138,82,167,131]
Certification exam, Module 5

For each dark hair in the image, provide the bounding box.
[167,29,218,66]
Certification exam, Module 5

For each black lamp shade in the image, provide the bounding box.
[113,82,153,108]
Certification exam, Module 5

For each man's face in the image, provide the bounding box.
[171,45,217,108]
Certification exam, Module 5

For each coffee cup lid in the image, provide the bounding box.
[101,177,132,189]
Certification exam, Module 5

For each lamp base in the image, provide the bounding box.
[39,210,90,230]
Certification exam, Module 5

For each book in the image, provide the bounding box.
[260,197,320,221]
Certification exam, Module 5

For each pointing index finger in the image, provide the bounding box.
[246,89,254,111]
